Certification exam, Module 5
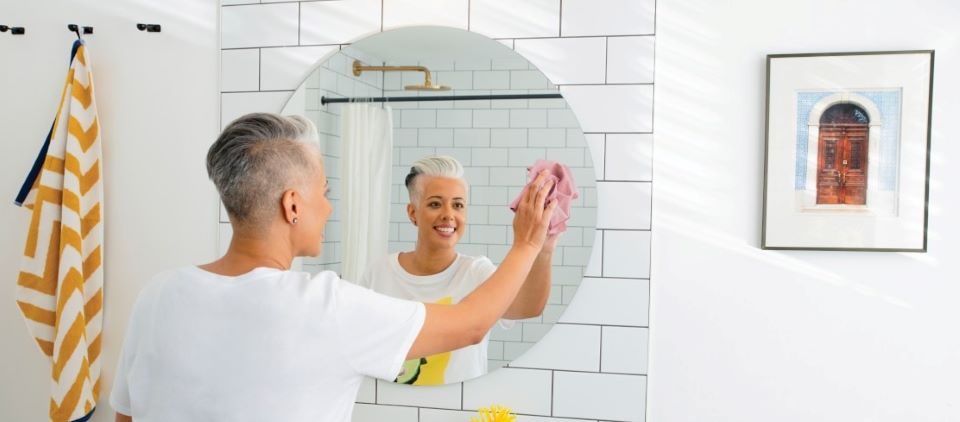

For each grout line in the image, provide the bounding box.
[556,322,649,329]
[362,402,608,421]
[602,133,608,181]
[506,366,649,377]
[494,33,656,41]
[550,369,555,416]
[221,89,296,94]
[599,229,605,277]
[559,82,654,87]
[222,0,337,5]
[604,37,610,83]
[598,178,654,183]
[599,326,604,372]
[557,0,563,37]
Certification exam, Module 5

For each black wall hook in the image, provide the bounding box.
[67,24,94,39]
[0,25,26,35]
[136,23,161,33]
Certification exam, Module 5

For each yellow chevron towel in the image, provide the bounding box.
[16,40,104,422]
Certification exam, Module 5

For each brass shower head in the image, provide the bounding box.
[352,60,451,92]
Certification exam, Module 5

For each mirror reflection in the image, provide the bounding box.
[282,26,597,385]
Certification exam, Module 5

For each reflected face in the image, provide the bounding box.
[408,176,467,250]
[297,151,332,256]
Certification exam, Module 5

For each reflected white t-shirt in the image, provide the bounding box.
[109,266,425,422]
[357,253,498,385]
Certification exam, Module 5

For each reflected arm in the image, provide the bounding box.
[406,172,556,359]
[407,244,540,359]
[503,234,557,319]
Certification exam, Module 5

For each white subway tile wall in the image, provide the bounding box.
[221,91,293,128]
[220,3,654,421]
[300,0,382,45]
[560,85,654,133]
[514,37,606,85]
[463,368,553,414]
[470,0,561,39]
[377,380,463,409]
[220,49,259,92]
[553,372,647,421]
[352,404,419,422]
[601,327,650,375]
[382,0,470,30]
[221,4,299,49]
[561,0,656,37]
[607,36,656,84]
[260,46,339,91]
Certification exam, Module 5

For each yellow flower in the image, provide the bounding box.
[470,405,516,422]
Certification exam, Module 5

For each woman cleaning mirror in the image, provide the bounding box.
[281,26,598,384]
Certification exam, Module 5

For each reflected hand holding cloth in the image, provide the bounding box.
[509,159,579,236]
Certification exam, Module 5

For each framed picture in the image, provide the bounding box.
[761,50,934,251]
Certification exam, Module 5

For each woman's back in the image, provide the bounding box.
[109,267,424,422]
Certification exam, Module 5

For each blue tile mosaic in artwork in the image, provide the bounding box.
[794,90,901,191]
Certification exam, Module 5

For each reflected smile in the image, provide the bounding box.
[434,225,457,237]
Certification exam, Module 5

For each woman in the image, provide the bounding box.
[110,113,556,422]
[359,156,557,385]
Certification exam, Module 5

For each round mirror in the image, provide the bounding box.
[282,26,597,385]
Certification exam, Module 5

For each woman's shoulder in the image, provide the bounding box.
[457,253,494,264]
[456,254,496,273]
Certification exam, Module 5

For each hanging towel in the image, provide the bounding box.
[340,103,393,282]
[15,39,104,422]
[509,159,579,236]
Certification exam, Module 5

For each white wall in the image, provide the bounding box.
[0,1,220,420]
[651,1,960,421]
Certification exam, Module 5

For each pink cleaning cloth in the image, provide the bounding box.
[509,159,580,236]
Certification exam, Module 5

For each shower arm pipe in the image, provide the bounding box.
[321,93,564,105]
[352,61,435,87]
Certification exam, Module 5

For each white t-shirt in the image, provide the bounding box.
[357,253,497,385]
[109,266,425,422]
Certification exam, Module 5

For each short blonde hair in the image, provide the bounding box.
[404,155,466,202]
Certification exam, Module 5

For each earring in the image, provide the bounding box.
[292,217,299,224]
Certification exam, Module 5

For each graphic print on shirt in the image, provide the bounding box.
[395,296,453,385]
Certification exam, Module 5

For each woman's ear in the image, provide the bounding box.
[281,189,300,224]
[406,203,417,226]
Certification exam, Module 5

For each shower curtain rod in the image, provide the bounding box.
[321,93,563,105]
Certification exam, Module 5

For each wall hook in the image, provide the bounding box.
[0,25,26,35]
[136,23,161,33]
[67,24,94,39]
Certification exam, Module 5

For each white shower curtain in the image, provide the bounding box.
[340,103,393,282]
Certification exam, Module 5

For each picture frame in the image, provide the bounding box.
[761,50,934,252]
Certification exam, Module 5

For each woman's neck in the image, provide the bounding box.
[199,229,294,276]
[400,244,458,276]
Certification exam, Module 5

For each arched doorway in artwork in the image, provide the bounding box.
[798,92,886,211]
[816,103,870,205]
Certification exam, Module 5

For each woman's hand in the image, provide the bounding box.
[512,170,558,251]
